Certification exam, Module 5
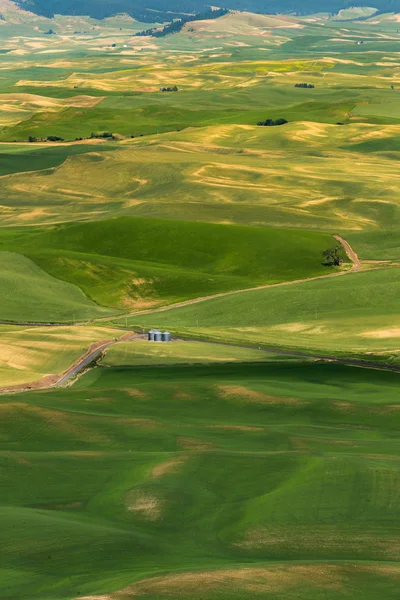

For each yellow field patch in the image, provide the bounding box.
[218,384,303,405]
[125,492,162,520]
[360,327,400,339]
[0,325,121,387]
[75,562,400,599]
[152,457,186,478]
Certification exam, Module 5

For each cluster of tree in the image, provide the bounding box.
[44,29,56,35]
[28,135,64,142]
[28,132,116,143]
[322,246,343,267]
[295,83,315,88]
[160,86,178,92]
[257,118,288,127]
[89,132,115,139]
[135,8,228,38]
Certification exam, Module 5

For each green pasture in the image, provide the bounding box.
[102,339,282,366]
[127,267,400,358]
[0,359,399,598]
[0,10,399,600]
[0,251,116,323]
[0,217,340,313]
[346,230,400,260]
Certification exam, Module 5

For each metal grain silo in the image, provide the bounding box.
[148,329,155,341]
[154,330,162,342]
[162,331,171,342]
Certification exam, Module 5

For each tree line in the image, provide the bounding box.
[135,8,228,38]
[28,132,116,143]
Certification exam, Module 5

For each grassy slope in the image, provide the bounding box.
[0,359,399,598]
[0,325,122,386]
[127,267,400,357]
[0,251,117,322]
[0,218,340,312]
[346,230,400,260]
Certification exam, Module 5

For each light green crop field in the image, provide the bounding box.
[128,267,400,360]
[102,339,285,366]
[0,358,399,599]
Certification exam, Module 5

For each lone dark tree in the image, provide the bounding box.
[322,245,343,267]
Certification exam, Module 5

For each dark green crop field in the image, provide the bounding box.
[0,217,340,317]
[1,358,399,599]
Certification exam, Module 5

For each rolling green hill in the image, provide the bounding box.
[0,252,116,322]
[0,217,341,314]
[0,10,399,600]
[1,357,399,599]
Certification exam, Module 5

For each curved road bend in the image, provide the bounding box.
[52,332,138,388]
[0,333,138,395]
[334,234,361,271]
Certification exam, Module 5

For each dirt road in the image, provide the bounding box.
[334,234,361,271]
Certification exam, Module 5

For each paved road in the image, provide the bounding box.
[181,336,400,374]
[52,333,138,388]
[0,333,138,394]
[53,342,114,387]
[0,330,398,396]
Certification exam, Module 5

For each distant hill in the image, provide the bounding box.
[13,0,400,22]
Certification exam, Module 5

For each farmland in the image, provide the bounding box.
[0,218,343,316]
[0,324,122,386]
[0,353,399,599]
[0,4,399,600]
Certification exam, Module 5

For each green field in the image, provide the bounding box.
[102,339,283,366]
[1,355,399,599]
[0,6,399,599]
[0,251,117,322]
[0,217,341,313]
[127,267,400,359]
